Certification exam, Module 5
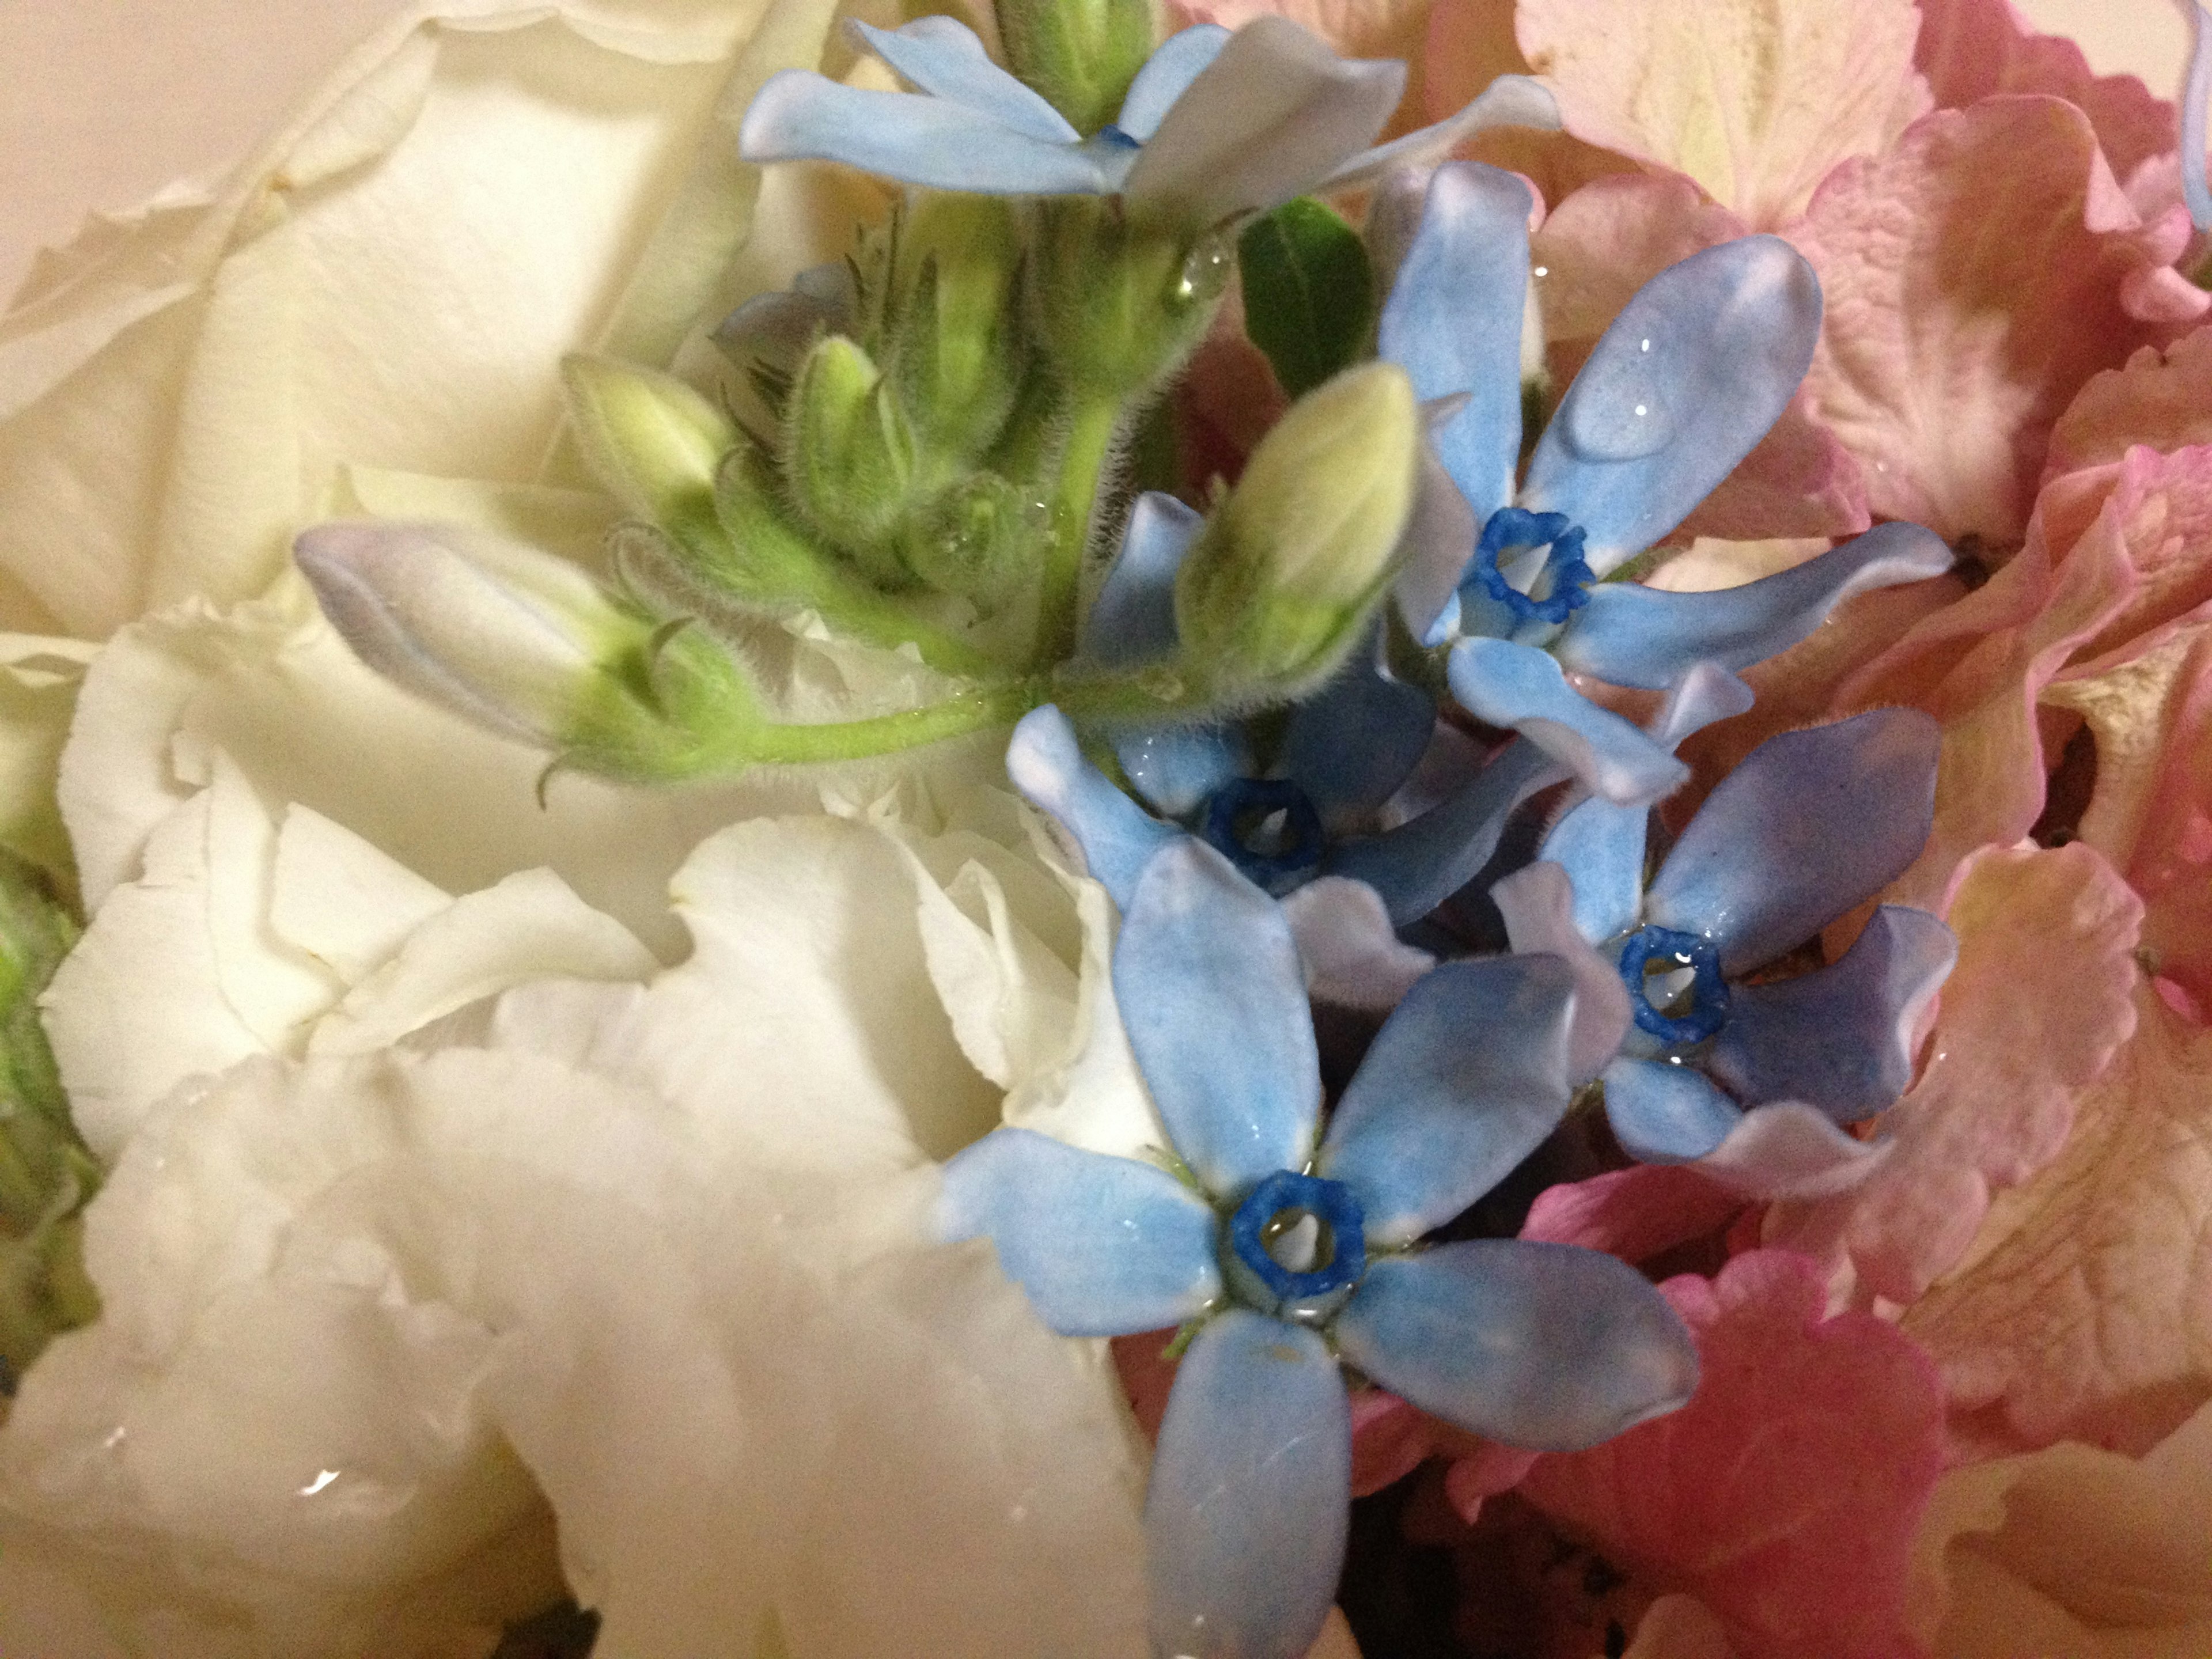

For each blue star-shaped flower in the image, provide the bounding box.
[739,16,1556,226]
[1379,162,1956,801]
[1526,690,1959,1196]
[940,808,1696,1658]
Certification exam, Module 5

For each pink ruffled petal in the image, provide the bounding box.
[1516,1250,1946,1659]
[1794,99,2166,546]
[1902,991,2212,1456]
[2047,329,2212,479]
[1915,0,2179,182]
[1514,0,1927,228]
[1768,843,2145,1303]
[1521,1165,1745,1264]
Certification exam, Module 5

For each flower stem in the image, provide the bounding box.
[1033,396,1124,668]
[734,680,1043,767]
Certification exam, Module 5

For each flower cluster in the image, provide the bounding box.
[0,0,2209,1656]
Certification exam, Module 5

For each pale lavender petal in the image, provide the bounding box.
[1554,522,1953,688]
[1491,861,1632,1085]
[1281,876,1435,1012]
[1690,1102,1891,1200]
[1124,16,1403,224]
[2186,2,2212,229]
[1115,838,1323,1194]
[1396,412,1484,643]
[1446,637,1690,805]
[1646,660,1756,749]
[1084,492,1202,668]
[1334,1241,1697,1449]
[1116,24,1233,141]
[1602,1055,1743,1164]
[850,17,1080,142]
[739,72,1112,194]
[1646,708,1940,973]
[1377,163,1532,531]
[1521,236,1821,574]
[1147,1310,1350,1659]
[1324,731,1559,926]
[1007,705,1178,911]
[938,1129,1222,1335]
[1317,74,1561,194]
[1319,955,1575,1244]
[1705,904,1956,1120]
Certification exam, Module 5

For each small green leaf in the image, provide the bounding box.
[1237,198,1376,399]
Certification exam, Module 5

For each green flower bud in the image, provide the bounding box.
[562,355,734,546]
[891,194,1027,464]
[783,334,919,579]
[899,474,1037,605]
[297,522,767,781]
[995,0,1155,135]
[1031,199,1232,399]
[1174,363,1419,697]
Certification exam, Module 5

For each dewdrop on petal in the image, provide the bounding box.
[295,522,762,781]
[1175,362,1419,698]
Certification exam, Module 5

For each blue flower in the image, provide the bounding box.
[739,16,1556,225]
[940,802,1698,1658]
[1379,162,1955,802]
[1529,693,1960,1197]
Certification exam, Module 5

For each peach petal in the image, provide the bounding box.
[2048,328,2212,479]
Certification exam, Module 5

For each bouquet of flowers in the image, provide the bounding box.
[1,0,2208,1654]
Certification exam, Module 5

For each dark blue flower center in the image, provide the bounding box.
[1616,926,1732,1045]
[1200,778,1325,892]
[1226,1170,1366,1310]
[1471,506,1595,626]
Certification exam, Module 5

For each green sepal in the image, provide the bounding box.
[891,195,1027,468]
[994,0,1154,136]
[783,335,919,578]
[1237,197,1376,398]
[1030,199,1232,400]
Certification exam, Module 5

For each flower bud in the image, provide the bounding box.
[891,194,1027,463]
[995,0,1154,135]
[562,354,734,544]
[1175,363,1419,696]
[295,522,763,779]
[783,334,919,578]
[899,474,1036,604]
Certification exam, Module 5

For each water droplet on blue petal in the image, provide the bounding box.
[1559,336,1679,461]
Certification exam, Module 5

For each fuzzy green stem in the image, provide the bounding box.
[733,679,1043,767]
[1033,397,1124,669]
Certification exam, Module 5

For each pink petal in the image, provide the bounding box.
[1516,0,1928,228]
[1914,0,2179,182]
[1770,842,2145,1302]
[1793,97,2166,545]
[1172,0,1430,133]
[1902,991,2212,1456]
[2047,328,2212,480]
[1419,0,1633,208]
[1521,1165,1745,1263]
[1516,1250,1947,1659]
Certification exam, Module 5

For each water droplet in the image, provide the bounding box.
[1559,330,1679,461]
[299,1469,342,1497]
[1532,264,1549,277]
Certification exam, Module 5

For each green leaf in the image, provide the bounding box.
[1237,198,1376,399]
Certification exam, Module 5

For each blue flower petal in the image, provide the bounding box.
[1646,707,1940,974]
[1335,1241,1698,1449]
[1146,1310,1350,1659]
[1377,163,1532,532]
[1281,641,1435,825]
[850,17,1080,142]
[1555,522,1955,689]
[1520,236,1821,575]
[1115,24,1233,141]
[1084,491,1202,668]
[1116,724,1252,817]
[1006,705,1179,911]
[1446,637,1690,805]
[938,1128,1222,1335]
[1317,74,1560,194]
[1323,733,1559,926]
[1123,16,1404,224]
[1396,420,1485,645]
[1706,904,1957,1122]
[1115,838,1323,1195]
[1539,794,1649,945]
[2186,3,2212,230]
[1537,664,1753,942]
[739,72,1114,194]
[1601,1055,1743,1163]
[1319,955,1577,1244]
